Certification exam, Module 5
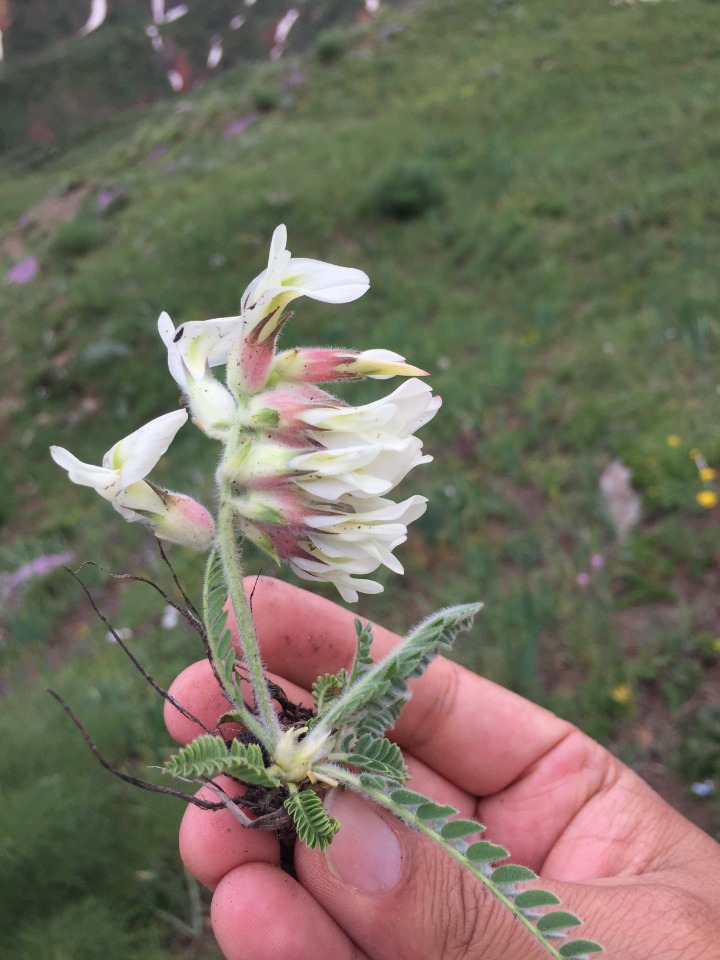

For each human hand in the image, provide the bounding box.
[165,577,720,960]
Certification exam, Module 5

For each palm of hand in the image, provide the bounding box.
[165,578,720,960]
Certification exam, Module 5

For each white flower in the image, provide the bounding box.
[50,410,188,500]
[50,410,215,550]
[240,224,369,343]
[289,495,428,602]
[158,311,241,384]
[291,438,430,500]
[299,378,441,447]
[158,312,238,439]
[287,379,441,502]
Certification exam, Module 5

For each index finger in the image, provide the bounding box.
[233,576,573,797]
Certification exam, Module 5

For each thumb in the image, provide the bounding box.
[294,789,550,960]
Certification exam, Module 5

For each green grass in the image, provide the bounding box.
[2,0,720,952]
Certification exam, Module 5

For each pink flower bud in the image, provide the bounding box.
[143,486,215,551]
[271,347,428,384]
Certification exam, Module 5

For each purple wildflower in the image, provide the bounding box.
[6,256,38,285]
[225,114,258,138]
[97,189,117,211]
[1,551,75,604]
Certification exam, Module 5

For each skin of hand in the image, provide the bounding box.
[164,577,720,960]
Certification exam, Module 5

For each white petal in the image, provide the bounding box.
[289,557,383,603]
[241,224,291,308]
[301,379,439,442]
[281,259,369,303]
[113,479,166,518]
[106,409,187,487]
[168,316,243,382]
[50,446,119,500]
[269,223,288,262]
[290,444,381,476]
[158,312,188,389]
[300,402,398,433]
[241,225,369,311]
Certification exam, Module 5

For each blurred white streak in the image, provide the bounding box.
[270,8,299,60]
[207,35,223,68]
[79,0,108,37]
[167,68,184,91]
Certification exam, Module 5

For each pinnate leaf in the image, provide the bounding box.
[348,620,375,683]
[347,774,603,958]
[165,734,280,787]
[322,604,482,738]
[203,551,235,692]
[284,790,340,851]
[345,734,408,781]
[312,670,348,715]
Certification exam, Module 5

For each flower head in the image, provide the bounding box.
[225,378,440,601]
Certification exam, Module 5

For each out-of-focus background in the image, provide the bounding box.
[1,0,719,955]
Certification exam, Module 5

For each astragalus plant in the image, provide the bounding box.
[51,226,601,959]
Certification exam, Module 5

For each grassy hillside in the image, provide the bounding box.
[1,0,719,953]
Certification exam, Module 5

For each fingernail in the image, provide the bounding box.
[324,790,403,895]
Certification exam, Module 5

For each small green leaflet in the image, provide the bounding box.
[558,940,604,958]
[165,734,280,787]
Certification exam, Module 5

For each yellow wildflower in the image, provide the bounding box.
[610,683,633,706]
[696,490,718,509]
[666,435,681,448]
[699,467,717,482]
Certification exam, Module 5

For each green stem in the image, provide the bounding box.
[201,551,267,746]
[216,496,281,748]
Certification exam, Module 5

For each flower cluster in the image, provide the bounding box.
[51,225,439,602]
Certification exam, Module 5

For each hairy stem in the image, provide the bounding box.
[216,495,281,747]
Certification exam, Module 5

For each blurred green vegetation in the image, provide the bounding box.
[1,0,720,953]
